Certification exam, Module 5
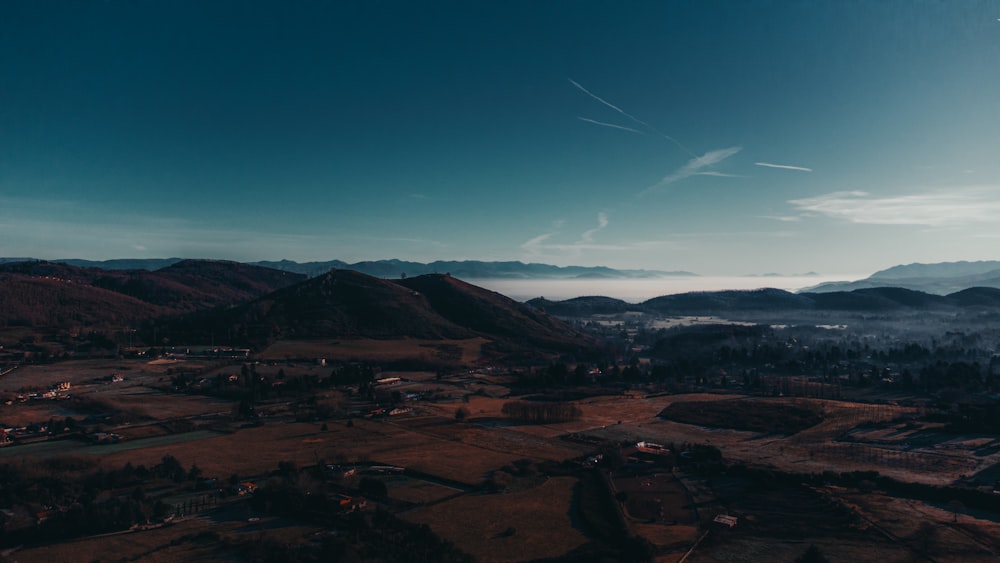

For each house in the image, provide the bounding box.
[713,514,738,528]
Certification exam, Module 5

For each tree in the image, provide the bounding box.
[795,544,829,563]
[359,477,387,500]
[455,406,470,422]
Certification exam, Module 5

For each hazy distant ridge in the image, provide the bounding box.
[0,257,693,280]
[807,260,1000,294]
[530,286,1000,316]
[869,261,1000,280]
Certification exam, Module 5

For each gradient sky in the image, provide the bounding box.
[3,1,1000,276]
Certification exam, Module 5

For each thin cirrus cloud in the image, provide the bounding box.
[640,146,743,197]
[521,212,623,258]
[578,212,609,243]
[788,187,1000,226]
[755,162,813,172]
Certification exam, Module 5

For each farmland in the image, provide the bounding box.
[2,349,1000,563]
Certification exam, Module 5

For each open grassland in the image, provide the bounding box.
[259,337,489,364]
[403,476,589,562]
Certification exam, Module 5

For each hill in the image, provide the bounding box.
[169,270,596,360]
[395,274,590,352]
[643,288,814,314]
[0,273,165,328]
[0,260,306,327]
[526,296,636,316]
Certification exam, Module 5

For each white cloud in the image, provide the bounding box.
[522,212,622,260]
[521,232,557,255]
[578,212,609,243]
[755,162,813,172]
[640,146,742,196]
[788,187,1000,226]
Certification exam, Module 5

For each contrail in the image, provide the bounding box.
[568,78,650,128]
[577,117,644,135]
[569,78,696,157]
[754,162,813,172]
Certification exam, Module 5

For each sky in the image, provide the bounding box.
[2,0,1000,276]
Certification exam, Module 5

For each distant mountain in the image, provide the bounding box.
[528,285,1000,316]
[254,259,692,280]
[870,261,1000,280]
[806,261,1000,294]
[60,257,186,271]
[0,257,693,280]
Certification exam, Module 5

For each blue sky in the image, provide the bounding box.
[2,1,999,275]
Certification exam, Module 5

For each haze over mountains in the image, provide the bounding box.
[5,257,1000,330]
[0,257,690,280]
[805,261,1000,295]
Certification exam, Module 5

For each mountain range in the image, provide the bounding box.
[0,257,691,280]
[805,260,1000,294]
[529,286,1000,316]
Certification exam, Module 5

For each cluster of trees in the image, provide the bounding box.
[0,455,208,546]
[657,400,824,435]
[245,461,473,563]
[234,507,474,563]
[500,400,582,423]
[577,321,1000,398]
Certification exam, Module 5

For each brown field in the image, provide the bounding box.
[403,476,589,562]
[258,337,489,364]
[383,475,464,504]
[6,353,1000,561]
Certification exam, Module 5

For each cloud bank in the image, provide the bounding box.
[789,187,1000,226]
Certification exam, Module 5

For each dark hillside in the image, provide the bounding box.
[141,259,306,312]
[947,287,1000,307]
[643,288,813,313]
[0,260,306,329]
[174,269,475,345]
[526,296,632,316]
[0,274,164,328]
[395,274,594,352]
[165,271,596,360]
